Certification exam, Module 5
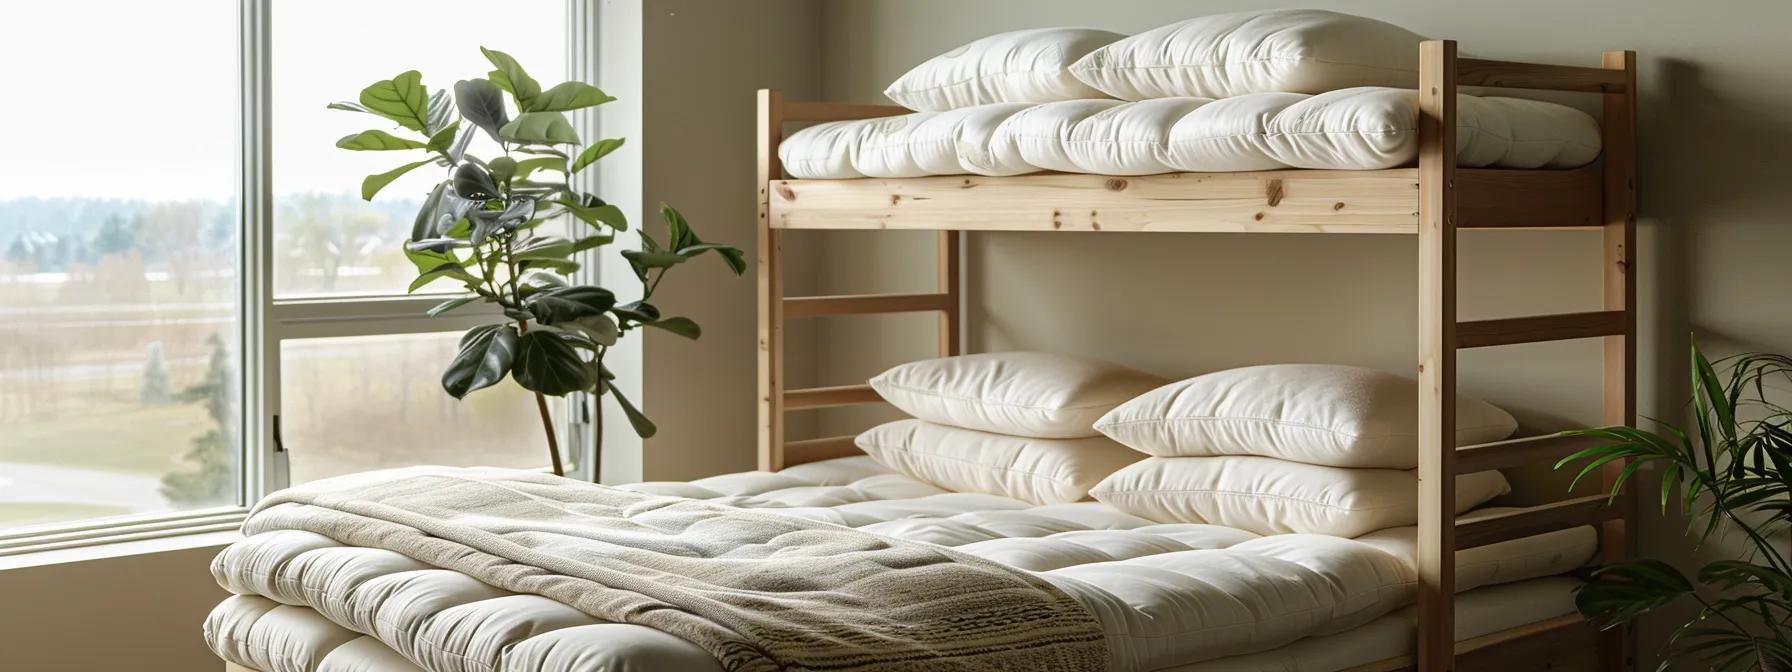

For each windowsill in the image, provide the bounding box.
[0,527,241,571]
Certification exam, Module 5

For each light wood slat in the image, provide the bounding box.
[784,384,883,410]
[1415,39,1459,672]
[771,170,1423,234]
[783,292,951,318]
[1455,310,1627,348]
[1342,614,1596,672]
[756,89,786,472]
[1457,57,1629,93]
[1456,166,1602,228]
[782,101,908,122]
[937,231,961,357]
[1457,494,1626,550]
[783,435,864,466]
[1598,49,1640,672]
[1455,433,1610,474]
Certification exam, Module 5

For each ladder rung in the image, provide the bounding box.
[1456,494,1625,549]
[1455,433,1610,475]
[783,384,883,410]
[783,435,862,465]
[784,293,952,318]
[1456,310,1626,348]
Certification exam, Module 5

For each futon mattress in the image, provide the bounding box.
[206,457,1596,672]
[780,87,1601,179]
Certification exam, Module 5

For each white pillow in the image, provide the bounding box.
[1095,364,1518,469]
[885,28,1124,112]
[1069,9,1425,101]
[856,419,1143,505]
[870,351,1168,439]
[1089,456,1511,537]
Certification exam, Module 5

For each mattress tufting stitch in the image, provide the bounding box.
[206,456,1596,672]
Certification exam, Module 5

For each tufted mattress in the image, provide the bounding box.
[779,87,1601,179]
[206,457,1597,672]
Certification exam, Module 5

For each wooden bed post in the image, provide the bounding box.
[1599,49,1639,672]
[938,231,961,357]
[1416,39,1459,672]
[757,89,786,472]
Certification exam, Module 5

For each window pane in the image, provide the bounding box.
[282,333,551,484]
[0,1,240,529]
[272,0,568,298]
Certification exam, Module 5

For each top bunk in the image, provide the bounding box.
[759,39,1635,235]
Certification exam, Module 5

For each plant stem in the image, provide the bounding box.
[533,389,565,477]
[591,390,603,484]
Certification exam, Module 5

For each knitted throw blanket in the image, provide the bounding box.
[241,467,1108,672]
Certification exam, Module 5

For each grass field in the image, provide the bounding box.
[0,404,209,476]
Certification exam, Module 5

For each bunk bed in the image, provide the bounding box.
[208,38,1638,672]
[753,41,1639,672]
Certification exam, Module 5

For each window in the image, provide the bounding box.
[0,0,240,530]
[0,0,590,543]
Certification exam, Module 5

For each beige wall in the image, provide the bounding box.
[789,0,1792,667]
[0,543,230,671]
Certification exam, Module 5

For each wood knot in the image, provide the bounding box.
[1332,202,1346,211]
[890,194,901,205]
[1253,212,1265,221]
[1265,179,1285,207]
[775,184,796,201]
[1104,178,1129,192]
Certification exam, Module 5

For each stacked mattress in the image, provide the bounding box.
[207,457,1595,672]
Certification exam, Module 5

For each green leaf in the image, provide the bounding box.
[358,70,430,133]
[557,197,627,230]
[482,47,542,110]
[513,156,567,180]
[428,296,480,317]
[336,129,428,151]
[453,78,510,144]
[647,317,701,340]
[571,234,613,252]
[568,314,619,346]
[513,237,576,262]
[452,163,499,201]
[409,261,479,293]
[410,183,448,241]
[426,121,462,154]
[424,89,455,135]
[499,112,580,145]
[404,246,456,274]
[441,324,518,399]
[488,156,518,186]
[511,330,588,395]
[327,101,372,113]
[611,300,660,326]
[526,285,616,324]
[362,160,434,201]
[529,81,616,112]
[570,138,625,174]
[607,381,656,438]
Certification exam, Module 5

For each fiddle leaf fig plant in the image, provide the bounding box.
[331,48,744,478]
[1558,343,1792,671]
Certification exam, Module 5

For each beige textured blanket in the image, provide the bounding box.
[244,467,1107,672]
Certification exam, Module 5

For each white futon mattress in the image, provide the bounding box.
[207,457,1595,672]
[780,88,1601,179]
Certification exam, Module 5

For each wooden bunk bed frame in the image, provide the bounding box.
[756,40,1638,672]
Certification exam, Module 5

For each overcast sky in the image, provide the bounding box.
[2,0,565,202]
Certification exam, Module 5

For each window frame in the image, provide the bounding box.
[0,0,596,558]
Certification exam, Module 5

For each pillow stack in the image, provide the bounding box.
[884,9,1429,112]
[1089,364,1520,537]
[855,352,1165,505]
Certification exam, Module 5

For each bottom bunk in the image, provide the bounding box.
[206,457,1601,672]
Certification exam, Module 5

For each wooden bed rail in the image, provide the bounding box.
[1457,57,1630,93]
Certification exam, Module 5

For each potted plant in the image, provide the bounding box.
[1559,344,1792,671]
[329,48,743,479]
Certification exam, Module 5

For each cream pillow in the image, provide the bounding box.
[884,28,1123,112]
[856,419,1144,505]
[1090,456,1511,537]
[1094,364,1518,469]
[1069,9,1425,101]
[870,351,1168,439]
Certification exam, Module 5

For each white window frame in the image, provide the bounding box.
[0,0,597,558]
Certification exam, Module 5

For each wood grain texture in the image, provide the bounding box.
[756,89,786,472]
[1455,310,1627,348]
[1599,49,1640,672]
[1457,166,1603,228]
[1457,57,1630,93]
[782,435,863,466]
[1416,38,1460,672]
[1456,433,1612,474]
[784,384,883,410]
[1457,494,1628,549]
[783,292,952,318]
[938,231,961,357]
